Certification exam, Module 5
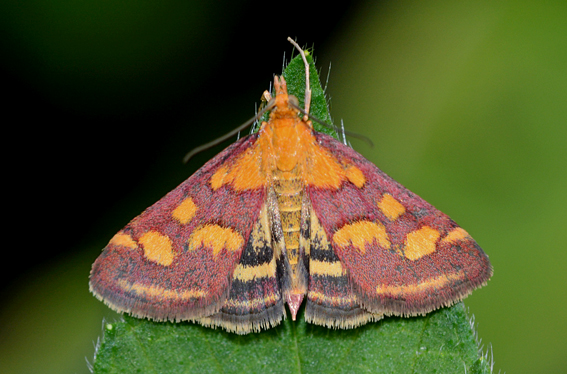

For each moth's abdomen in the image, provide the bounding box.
[273,170,303,268]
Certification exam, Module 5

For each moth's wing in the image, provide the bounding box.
[196,202,288,334]
[90,134,274,324]
[304,199,383,328]
[307,133,492,318]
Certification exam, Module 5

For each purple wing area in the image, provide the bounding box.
[307,132,492,316]
[90,134,266,321]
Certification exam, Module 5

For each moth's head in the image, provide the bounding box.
[270,76,301,120]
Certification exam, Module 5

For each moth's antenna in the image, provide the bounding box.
[291,104,374,148]
[287,37,311,119]
[285,38,373,149]
[183,99,275,163]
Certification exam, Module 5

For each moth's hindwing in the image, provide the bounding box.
[307,132,493,318]
[305,200,383,328]
[196,204,287,334]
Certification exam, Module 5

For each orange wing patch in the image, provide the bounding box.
[333,221,391,253]
[345,164,366,188]
[187,224,244,256]
[232,257,277,282]
[303,138,366,189]
[139,231,174,266]
[441,227,471,244]
[109,232,137,249]
[117,279,207,300]
[209,137,269,191]
[303,146,345,189]
[209,165,229,190]
[376,271,465,297]
[403,226,440,261]
[310,259,347,277]
[172,197,198,224]
[377,194,406,221]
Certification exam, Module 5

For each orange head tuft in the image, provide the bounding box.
[271,76,300,120]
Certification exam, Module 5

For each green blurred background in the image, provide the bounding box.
[2,1,566,373]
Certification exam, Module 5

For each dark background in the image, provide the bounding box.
[2,1,359,278]
[2,1,566,373]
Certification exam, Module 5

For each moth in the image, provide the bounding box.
[90,39,492,334]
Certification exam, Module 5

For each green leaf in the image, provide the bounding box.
[256,49,336,138]
[91,51,492,374]
[282,50,334,135]
[93,303,490,373]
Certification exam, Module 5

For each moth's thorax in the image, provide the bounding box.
[263,76,314,175]
[263,116,314,173]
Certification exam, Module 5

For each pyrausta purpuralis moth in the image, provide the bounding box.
[90,38,492,334]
